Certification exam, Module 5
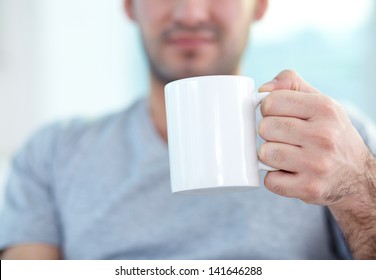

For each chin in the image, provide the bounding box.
[175,65,224,77]
[152,59,237,84]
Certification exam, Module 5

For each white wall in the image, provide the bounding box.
[0,0,147,158]
[0,0,148,200]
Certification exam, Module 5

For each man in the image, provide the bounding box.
[1,0,376,259]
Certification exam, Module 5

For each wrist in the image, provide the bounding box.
[330,152,376,214]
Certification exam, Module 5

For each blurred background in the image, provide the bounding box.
[0,0,375,201]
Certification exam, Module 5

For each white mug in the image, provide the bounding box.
[165,75,275,194]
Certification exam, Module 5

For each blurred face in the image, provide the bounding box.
[126,0,267,84]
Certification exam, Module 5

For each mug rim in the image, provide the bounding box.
[165,75,254,89]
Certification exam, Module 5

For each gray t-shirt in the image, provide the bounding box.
[1,97,375,259]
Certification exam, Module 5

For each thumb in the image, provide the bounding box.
[259,69,319,93]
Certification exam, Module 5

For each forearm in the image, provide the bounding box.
[1,244,61,260]
[329,155,376,259]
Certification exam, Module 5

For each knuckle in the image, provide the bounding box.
[300,156,316,171]
[272,118,295,133]
[323,104,337,118]
[279,69,301,89]
[308,126,338,151]
[269,147,286,164]
[300,154,332,176]
[301,182,321,204]
[317,133,337,151]
[285,91,304,105]
[260,143,287,165]
[281,69,299,78]
[310,157,332,175]
[264,174,287,197]
[317,96,338,118]
[270,184,287,197]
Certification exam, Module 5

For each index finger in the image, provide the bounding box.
[260,90,323,120]
[259,69,320,94]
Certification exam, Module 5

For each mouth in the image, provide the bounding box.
[165,31,217,50]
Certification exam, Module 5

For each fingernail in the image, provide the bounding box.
[259,78,277,92]
[258,144,266,160]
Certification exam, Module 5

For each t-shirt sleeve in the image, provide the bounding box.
[0,124,62,251]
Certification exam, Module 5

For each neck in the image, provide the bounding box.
[148,75,168,143]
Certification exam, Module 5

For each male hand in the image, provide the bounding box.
[258,70,375,209]
[258,70,376,259]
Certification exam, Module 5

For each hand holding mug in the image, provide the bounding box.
[258,70,374,209]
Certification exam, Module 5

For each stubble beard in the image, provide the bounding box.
[140,25,244,85]
[146,49,241,85]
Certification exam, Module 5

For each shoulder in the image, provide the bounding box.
[56,97,146,145]
[16,97,148,166]
[36,98,145,145]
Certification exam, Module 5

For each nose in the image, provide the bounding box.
[172,0,210,27]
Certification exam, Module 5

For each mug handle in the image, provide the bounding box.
[253,92,278,172]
